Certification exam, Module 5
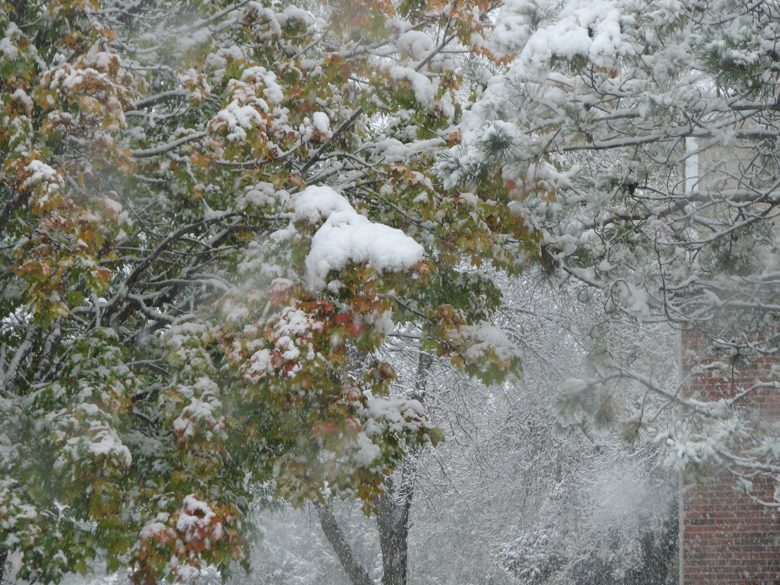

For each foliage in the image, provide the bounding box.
[0,0,533,581]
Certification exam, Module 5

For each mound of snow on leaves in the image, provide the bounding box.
[281,185,425,289]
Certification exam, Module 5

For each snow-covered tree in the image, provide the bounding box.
[233,271,679,585]
[0,0,535,581]
[439,0,780,505]
[425,272,679,585]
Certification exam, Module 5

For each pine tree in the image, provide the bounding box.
[440,0,780,505]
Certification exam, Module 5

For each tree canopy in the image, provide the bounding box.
[7,0,780,582]
[0,0,532,581]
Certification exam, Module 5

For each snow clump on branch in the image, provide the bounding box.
[274,185,425,290]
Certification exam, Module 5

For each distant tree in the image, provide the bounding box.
[0,0,534,582]
[450,272,679,585]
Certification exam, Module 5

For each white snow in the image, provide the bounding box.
[515,0,635,72]
[284,186,425,289]
[396,30,434,61]
[22,160,64,211]
[239,3,282,39]
[211,101,265,142]
[312,112,330,135]
[139,521,170,541]
[87,428,132,466]
[240,184,290,212]
[173,395,223,439]
[245,348,273,381]
[224,300,250,321]
[240,66,285,105]
[0,22,21,60]
[291,185,353,223]
[101,197,123,215]
[353,432,381,467]
[22,160,62,190]
[363,397,426,436]
[388,66,436,109]
[173,495,224,556]
[11,89,32,112]
[275,5,312,27]
[175,565,201,583]
[460,322,522,363]
[372,137,443,164]
[177,68,212,103]
[276,305,324,337]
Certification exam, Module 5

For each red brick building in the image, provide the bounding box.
[680,329,780,585]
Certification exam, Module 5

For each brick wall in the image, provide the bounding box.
[681,328,780,585]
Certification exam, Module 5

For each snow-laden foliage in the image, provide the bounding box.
[0,0,535,581]
[442,0,780,505]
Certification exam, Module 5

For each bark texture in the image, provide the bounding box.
[315,501,373,585]
[0,546,8,584]
[376,471,414,585]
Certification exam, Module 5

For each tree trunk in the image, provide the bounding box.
[315,501,373,585]
[376,349,431,585]
[0,545,8,584]
[376,469,413,585]
[2,324,41,395]
[0,187,28,238]
[318,349,432,585]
